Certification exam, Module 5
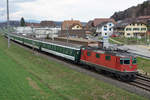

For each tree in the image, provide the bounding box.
[20,17,26,26]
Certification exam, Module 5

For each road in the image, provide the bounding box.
[120,45,150,58]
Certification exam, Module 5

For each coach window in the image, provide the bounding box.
[87,51,91,56]
[69,49,71,55]
[55,46,57,50]
[50,45,52,49]
[96,53,100,58]
[56,46,58,51]
[105,56,111,61]
[70,49,72,55]
[53,45,55,50]
[61,47,63,53]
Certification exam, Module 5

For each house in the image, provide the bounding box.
[86,20,94,29]
[86,18,116,36]
[40,21,56,27]
[61,20,82,30]
[113,18,134,36]
[124,22,147,38]
[96,21,115,37]
[60,20,86,38]
[114,19,148,38]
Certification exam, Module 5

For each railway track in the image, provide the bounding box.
[129,74,150,92]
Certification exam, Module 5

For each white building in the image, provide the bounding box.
[96,22,114,37]
[34,27,61,39]
[15,27,61,39]
[15,27,33,34]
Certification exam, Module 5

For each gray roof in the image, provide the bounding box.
[96,21,113,28]
[114,18,147,29]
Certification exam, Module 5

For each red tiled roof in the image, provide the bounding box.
[61,20,82,30]
[93,18,116,27]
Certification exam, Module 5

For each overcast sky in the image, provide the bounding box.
[0,0,147,22]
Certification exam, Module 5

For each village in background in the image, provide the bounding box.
[0,0,150,50]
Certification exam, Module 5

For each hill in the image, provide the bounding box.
[111,0,150,21]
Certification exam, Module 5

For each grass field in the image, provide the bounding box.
[0,34,148,100]
[137,57,150,74]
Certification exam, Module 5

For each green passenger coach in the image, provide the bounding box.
[9,34,82,62]
[40,41,81,62]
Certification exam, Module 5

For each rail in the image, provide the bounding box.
[129,74,150,92]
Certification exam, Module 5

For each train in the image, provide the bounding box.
[5,33,138,81]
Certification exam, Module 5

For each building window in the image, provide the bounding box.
[87,51,91,56]
[104,29,107,31]
[104,26,107,31]
[109,28,112,31]
[126,28,131,31]
[105,56,111,61]
[96,53,100,58]
[127,33,130,35]
[109,24,111,26]
[105,33,107,35]
[133,28,139,31]
[141,28,146,31]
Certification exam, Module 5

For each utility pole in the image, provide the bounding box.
[7,0,10,48]
[31,24,35,52]
[66,24,69,44]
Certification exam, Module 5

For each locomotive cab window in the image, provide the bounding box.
[124,60,130,64]
[120,58,130,64]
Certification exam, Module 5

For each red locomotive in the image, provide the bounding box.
[80,46,137,81]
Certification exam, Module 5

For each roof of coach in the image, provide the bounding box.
[11,33,82,50]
